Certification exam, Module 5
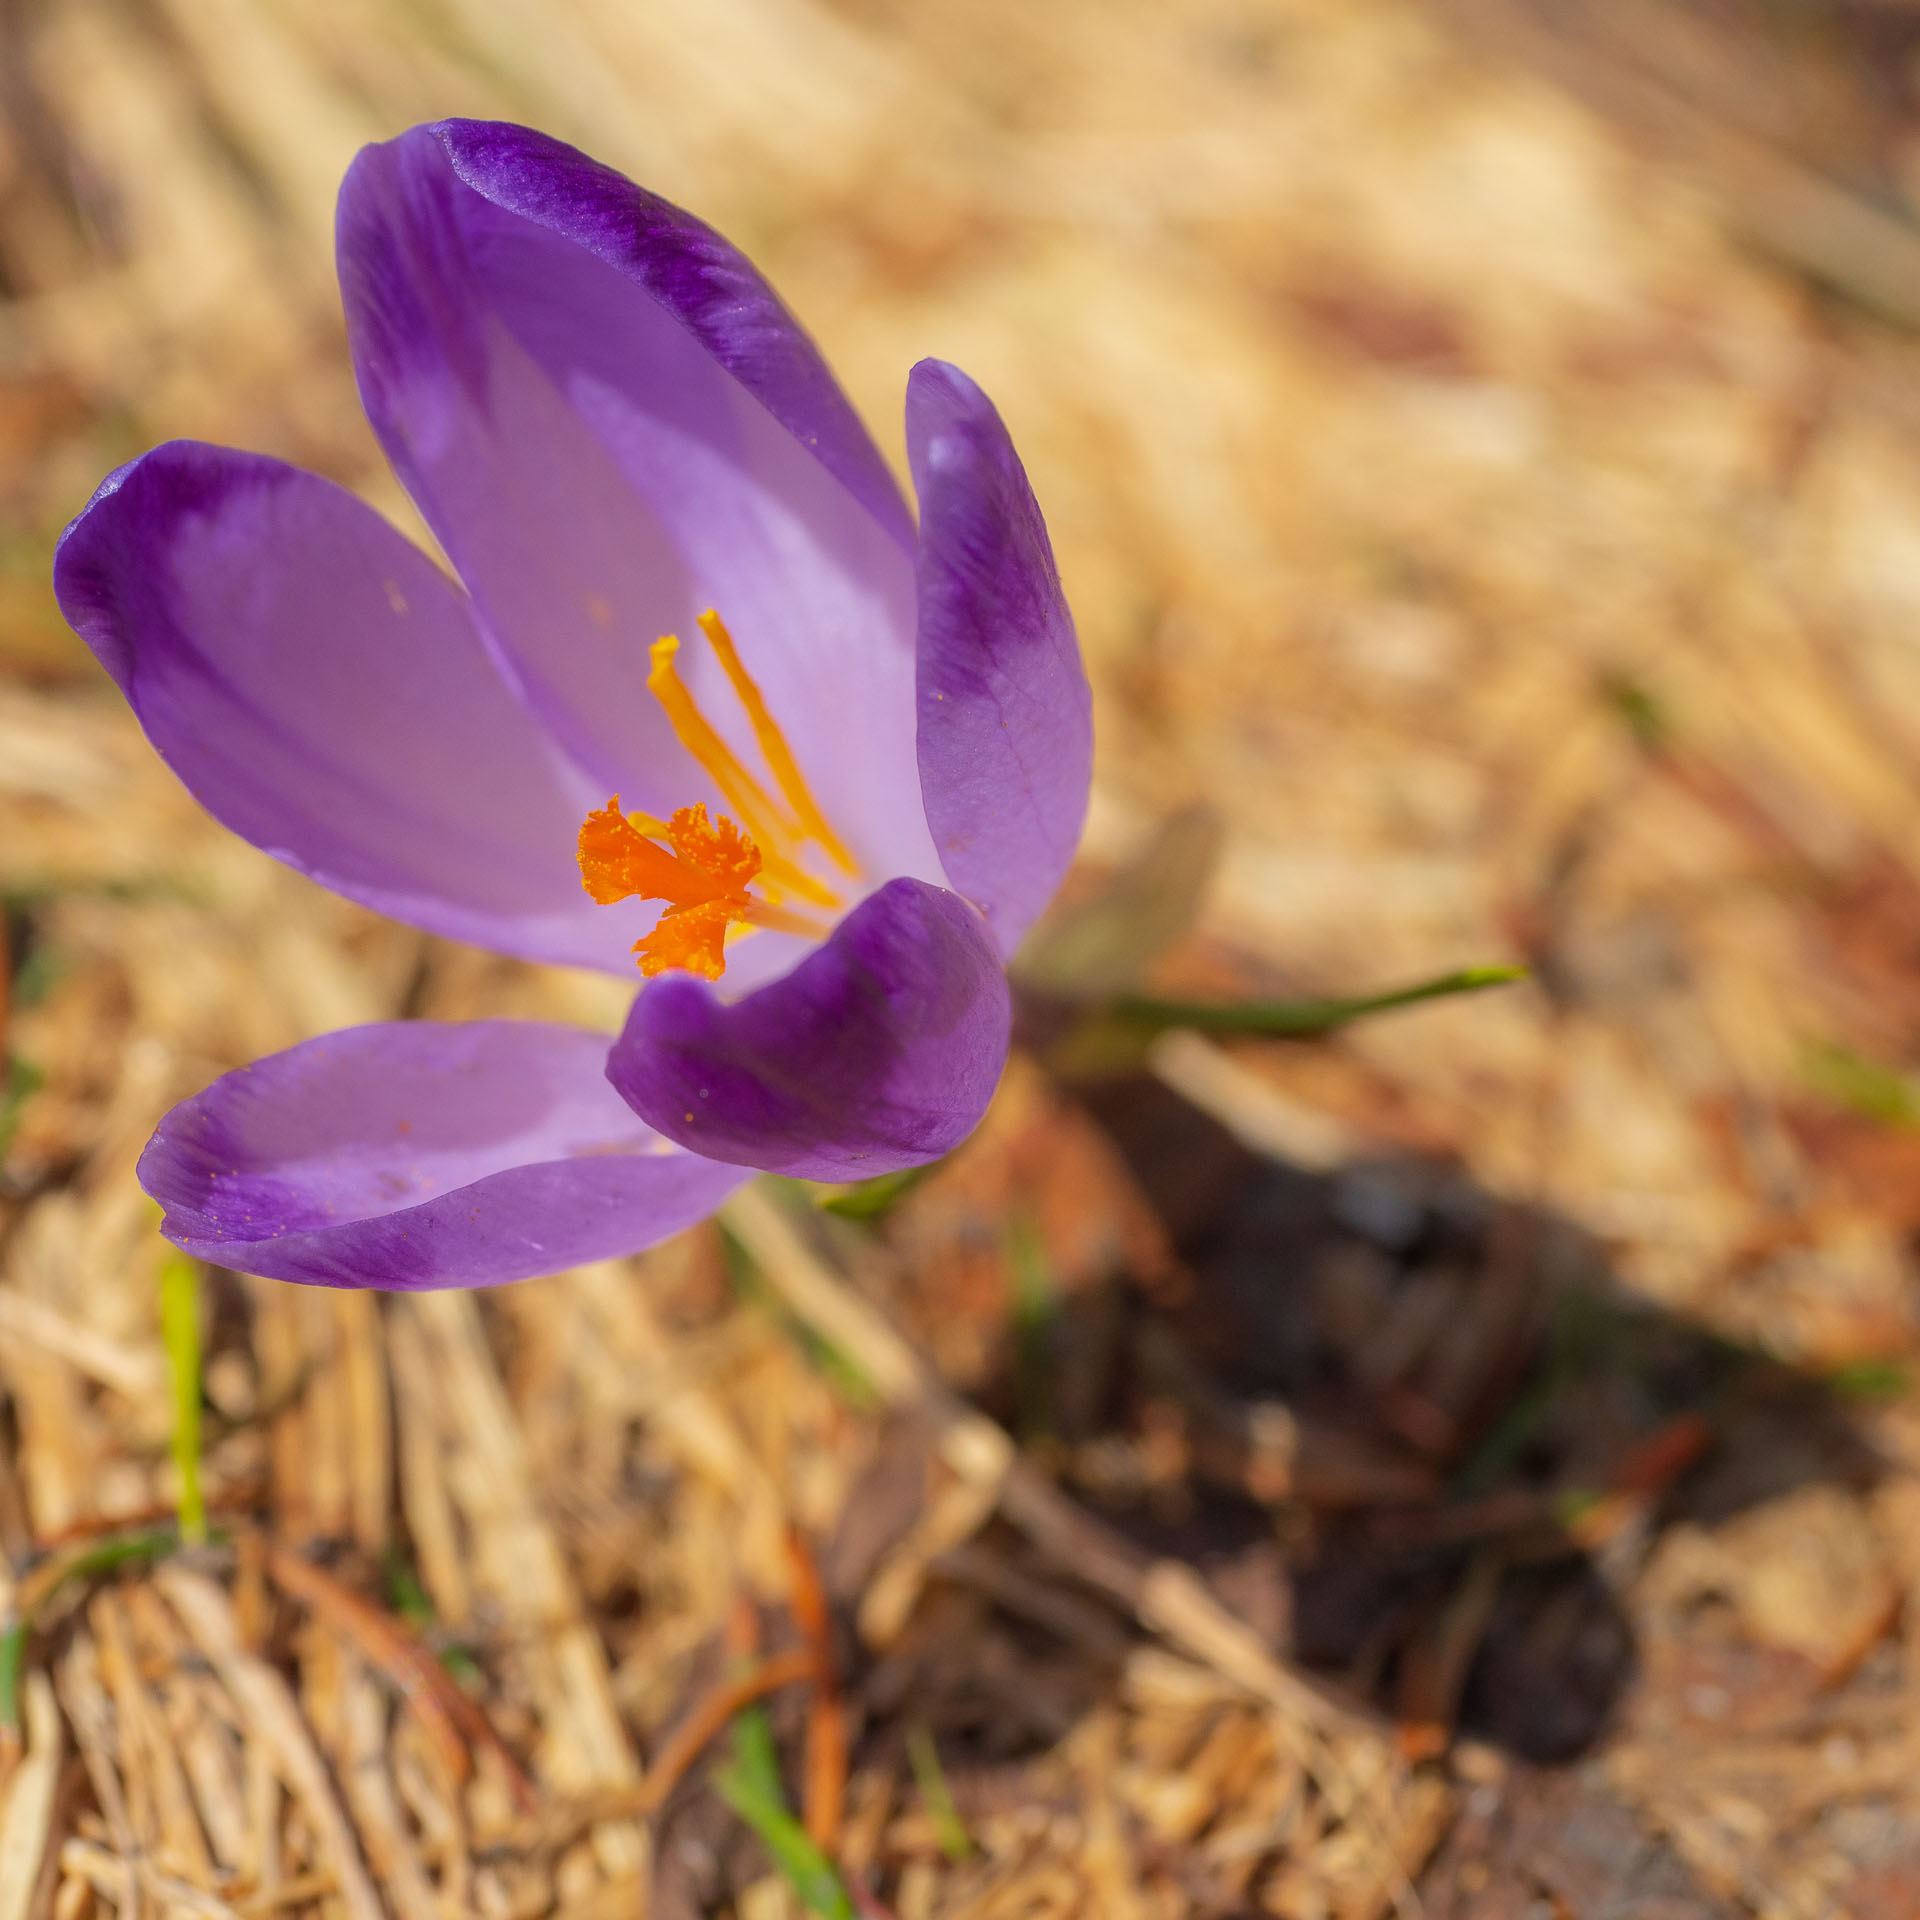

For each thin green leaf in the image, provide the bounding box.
[0,1622,22,1752]
[1601,673,1671,754]
[159,1251,206,1546]
[711,1770,854,1918]
[383,1549,484,1683]
[1,1525,184,1749]
[712,1705,854,1920]
[1007,1217,1058,1445]
[907,1722,971,1861]
[1804,1040,1920,1130]
[718,1216,879,1410]
[0,1056,43,1159]
[1113,964,1527,1039]
[730,1702,785,1807]
[40,1528,183,1586]
[1824,1357,1910,1403]
[816,1157,943,1221]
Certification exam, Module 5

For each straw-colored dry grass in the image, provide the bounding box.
[6,1,1920,1915]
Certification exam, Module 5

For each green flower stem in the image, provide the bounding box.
[158,1252,206,1547]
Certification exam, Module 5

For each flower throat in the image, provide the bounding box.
[576,610,858,979]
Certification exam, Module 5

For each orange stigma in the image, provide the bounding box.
[576,610,858,977]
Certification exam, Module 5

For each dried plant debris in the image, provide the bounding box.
[8,0,1920,1915]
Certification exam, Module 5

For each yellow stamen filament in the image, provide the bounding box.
[646,635,840,910]
[577,610,864,979]
[697,610,858,877]
[646,635,787,844]
[739,896,835,939]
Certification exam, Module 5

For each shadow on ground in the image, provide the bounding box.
[1067,1073,1889,1766]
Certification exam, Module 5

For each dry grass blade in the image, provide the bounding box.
[722,1186,1366,1740]
[400,1290,641,1860]
[156,1567,383,1920]
[93,1587,215,1886]
[722,1184,1437,1914]
[1444,0,1920,326]
[263,1540,534,1808]
[0,1291,166,1402]
[1393,1552,1506,1763]
[12,1,1920,1910]
[0,1671,61,1920]
[337,1658,443,1920]
[639,1647,815,1817]
[488,1646,821,1864]
[54,1635,138,1917]
[59,1837,247,1919]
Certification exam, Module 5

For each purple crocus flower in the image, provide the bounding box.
[52,121,1091,1290]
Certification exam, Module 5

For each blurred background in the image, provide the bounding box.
[7,1,1920,1915]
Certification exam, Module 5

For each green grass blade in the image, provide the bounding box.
[907,1722,971,1861]
[2,1524,183,1750]
[712,1705,854,1919]
[1804,1040,1920,1129]
[0,1621,23,1751]
[0,1056,43,1159]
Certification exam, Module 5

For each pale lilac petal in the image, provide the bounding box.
[141,1021,747,1289]
[607,879,1008,1181]
[909,360,1092,956]
[439,119,911,547]
[51,442,659,971]
[339,125,942,908]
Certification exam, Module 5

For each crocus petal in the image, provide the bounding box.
[141,1021,749,1289]
[909,360,1092,956]
[51,442,662,971]
[439,120,910,548]
[339,124,942,903]
[608,879,1009,1182]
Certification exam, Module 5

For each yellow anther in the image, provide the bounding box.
[696,610,858,878]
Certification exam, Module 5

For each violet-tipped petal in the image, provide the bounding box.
[608,879,1010,1182]
[141,1021,749,1289]
[909,359,1092,957]
[437,119,911,548]
[338,124,933,903]
[51,443,634,970]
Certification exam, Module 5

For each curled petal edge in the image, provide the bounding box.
[608,878,1011,1183]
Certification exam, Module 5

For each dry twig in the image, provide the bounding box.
[785,1526,848,1851]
